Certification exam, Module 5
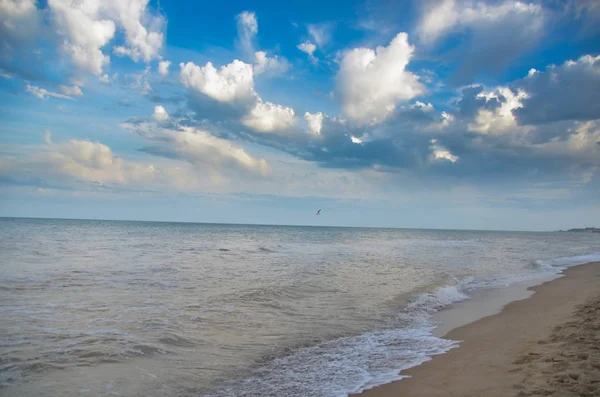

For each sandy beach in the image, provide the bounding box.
[356,261,600,397]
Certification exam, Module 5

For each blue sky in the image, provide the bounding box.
[1,0,599,230]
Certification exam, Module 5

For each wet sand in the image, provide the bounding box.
[355,261,600,397]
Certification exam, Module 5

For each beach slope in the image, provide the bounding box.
[356,262,600,397]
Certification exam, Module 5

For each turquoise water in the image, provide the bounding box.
[1,218,599,396]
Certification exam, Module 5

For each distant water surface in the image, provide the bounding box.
[0,218,599,396]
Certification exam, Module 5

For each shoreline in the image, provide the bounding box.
[431,274,557,337]
[354,261,600,397]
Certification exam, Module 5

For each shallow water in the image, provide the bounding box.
[0,218,598,396]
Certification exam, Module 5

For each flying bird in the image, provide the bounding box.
[316,209,321,215]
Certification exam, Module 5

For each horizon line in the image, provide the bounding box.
[0,216,558,233]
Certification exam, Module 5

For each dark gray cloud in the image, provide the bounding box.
[512,55,600,125]
[455,85,504,118]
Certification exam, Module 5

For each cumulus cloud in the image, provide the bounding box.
[455,85,501,118]
[179,58,298,135]
[236,11,258,56]
[418,0,545,83]
[304,112,324,135]
[179,60,255,104]
[158,60,171,76]
[297,41,317,63]
[254,51,289,76]
[26,84,74,100]
[335,32,423,124]
[108,0,164,62]
[170,49,600,190]
[429,139,459,163]
[468,87,528,134]
[0,136,157,187]
[124,119,271,177]
[242,100,296,133]
[350,135,363,144]
[0,0,40,52]
[152,105,169,121]
[531,120,600,166]
[49,0,115,75]
[58,85,83,97]
[1,124,273,193]
[513,55,600,125]
[48,0,164,75]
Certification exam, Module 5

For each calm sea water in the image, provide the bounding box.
[1,218,599,397]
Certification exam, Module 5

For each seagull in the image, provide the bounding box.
[316,209,321,215]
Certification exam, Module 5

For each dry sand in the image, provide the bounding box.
[355,261,600,397]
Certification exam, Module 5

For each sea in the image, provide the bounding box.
[1,217,599,397]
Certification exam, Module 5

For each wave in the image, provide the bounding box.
[531,253,600,270]
[406,285,468,315]
[414,238,490,247]
[206,326,458,397]
[205,253,600,397]
[206,282,470,397]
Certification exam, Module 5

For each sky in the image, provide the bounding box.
[1,0,599,230]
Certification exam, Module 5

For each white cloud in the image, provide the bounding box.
[125,120,271,177]
[48,0,164,75]
[417,0,544,82]
[2,124,274,193]
[409,101,434,112]
[429,139,459,163]
[468,87,528,134]
[532,120,600,165]
[297,41,316,55]
[419,0,543,43]
[418,0,458,43]
[26,84,74,100]
[350,135,363,144]
[179,60,255,103]
[158,60,171,76]
[441,111,454,127]
[527,68,538,78]
[254,51,289,76]
[297,41,317,63]
[100,74,110,83]
[107,0,164,62]
[170,126,271,177]
[307,23,331,48]
[127,67,152,95]
[58,85,83,97]
[3,138,157,186]
[336,32,423,124]
[0,70,16,79]
[179,58,298,134]
[49,139,156,184]
[0,0,40,50]
[242,99,296,133]
[304,111,324,135]
[152,105,169,121]
[49,0,115,75]
[236,11,258,56]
